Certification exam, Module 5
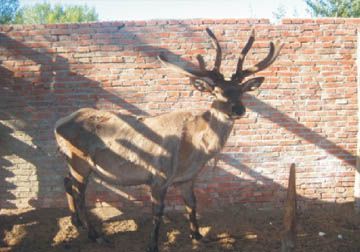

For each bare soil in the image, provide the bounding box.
[1,203,359,252]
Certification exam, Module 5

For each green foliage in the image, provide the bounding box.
[0,0,19,24]
[14,2,98,24]
[305,0,360,17]
[272,4,287,22]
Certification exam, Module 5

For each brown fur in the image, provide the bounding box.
[54,104,233,249]
[55,106,233,187]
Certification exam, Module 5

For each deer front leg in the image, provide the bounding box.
[147,185,167,252]
[179,181,203,241]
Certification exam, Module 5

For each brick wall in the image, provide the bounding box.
[0,18,358,210]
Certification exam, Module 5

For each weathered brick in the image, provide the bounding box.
[0,18,358,210]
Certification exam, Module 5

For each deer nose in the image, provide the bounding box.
[232,105,246,117]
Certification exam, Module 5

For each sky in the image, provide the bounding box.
[20,0,311,22]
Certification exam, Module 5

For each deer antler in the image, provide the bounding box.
[232,30,283,83]
[196,54,206,72]
[158,28,224,83]
[233,29,255,79]
[158,53,216,91]
[206,28,222,72]
[159,28,282,91]
[158,53,207,78]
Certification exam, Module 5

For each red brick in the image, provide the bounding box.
[0,18,357,210]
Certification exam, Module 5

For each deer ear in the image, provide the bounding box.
[191,78,215,92]
[241,77,265,92]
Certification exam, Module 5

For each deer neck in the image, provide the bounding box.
[204,100,234,151]
[210,100,233,121]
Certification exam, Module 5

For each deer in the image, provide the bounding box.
[54,27,282,252]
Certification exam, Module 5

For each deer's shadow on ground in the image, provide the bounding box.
[1,201,360,252]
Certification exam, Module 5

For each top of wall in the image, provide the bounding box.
[282,18,360,24]
[1,18,360,31]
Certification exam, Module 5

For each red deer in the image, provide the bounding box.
[54,28,282,252]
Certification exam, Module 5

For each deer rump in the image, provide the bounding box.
[55,107,215,187]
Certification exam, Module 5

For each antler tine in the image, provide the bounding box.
[196,54,206,72]
[241,40,283,79]
[158,53,207,78]
[158,53,216,91]
[232,29,255,80]
[206,28,222,72]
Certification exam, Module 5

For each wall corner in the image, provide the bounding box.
[355,29,360,210]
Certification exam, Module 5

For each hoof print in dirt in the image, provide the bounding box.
[95,236,112,247]
[146,246,158,252]
[63,243,72,250]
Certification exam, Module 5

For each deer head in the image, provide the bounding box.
[159,28,283,119]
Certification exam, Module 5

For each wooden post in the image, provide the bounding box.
[355,30,360,210]
[281,163,297,252]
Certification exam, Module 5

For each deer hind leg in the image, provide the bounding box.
[71,177,102,242]
[67,155,104,243]
[147,184,168,252]
[179,181,203,241]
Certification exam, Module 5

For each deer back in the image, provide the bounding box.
[55,108,197,184]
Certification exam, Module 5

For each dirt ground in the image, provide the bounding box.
[0,203,359,252]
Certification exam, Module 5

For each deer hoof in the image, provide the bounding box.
[190,232,203,241]
[70,215,83,228]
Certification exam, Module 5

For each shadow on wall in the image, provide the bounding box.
[0,25,153,209]
[0,21,357,212]
[0,19,359,252]
[0,22,221,209]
